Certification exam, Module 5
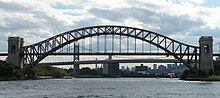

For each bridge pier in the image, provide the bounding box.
[199,36,214,74]
[102,55,119,76]
[6,37,24,68]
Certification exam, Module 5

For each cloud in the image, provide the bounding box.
[88,5,205,40]
[89,8,125,22]
[183,0,206,4]
[0,0,220,53]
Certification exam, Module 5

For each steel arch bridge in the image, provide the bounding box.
[23,25,199,71]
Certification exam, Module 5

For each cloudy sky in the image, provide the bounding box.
[1,0,220,53]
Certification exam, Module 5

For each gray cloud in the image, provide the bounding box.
[0,0,220,53]
[0,1,30,12]
[89,7,205,36]
[89,8,125,22]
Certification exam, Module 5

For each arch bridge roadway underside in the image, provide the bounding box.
[23,25,199,71]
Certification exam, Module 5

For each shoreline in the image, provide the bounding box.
[183,78,220,81]
[0,76,177,81]
[2,76,220,82]
[0,78,25,81]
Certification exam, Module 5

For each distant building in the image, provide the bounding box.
[135,64,148,74]
[103,63,119,76]
[131,67,135,72]
[158,65,166,73]
[148,63,189,75]
[121,66,125,71]
[167,64,172,69]
[153,64,157,70]
[126,66,130,72]
[174,63,178,69]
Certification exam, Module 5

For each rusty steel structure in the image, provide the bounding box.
[22,25,199,71]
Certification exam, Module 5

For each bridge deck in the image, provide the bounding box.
[38,59,195,65]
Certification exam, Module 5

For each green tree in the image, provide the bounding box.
[80,67,98,75]
[30,65,70,78]
[0,60,24,79]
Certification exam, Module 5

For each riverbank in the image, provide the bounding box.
[180,75,220,81]
[0,78,22,81]
[0,76,73,81]
[184,78,220,81]
[0,76,177,81]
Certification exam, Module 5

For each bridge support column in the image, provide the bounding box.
[73,43,80,73]
[199,36,214,74]
[6,37,24,68]
[103,63,119,76]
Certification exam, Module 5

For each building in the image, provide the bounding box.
[126,66,130,72]
[121,66,125,71]
[103,63,119,76]
[131,67,135,72]
[174,63,178,69]
[167,64,172,69]
[153,64,157,70]
[158,65,166,73]
[135,64,148,74]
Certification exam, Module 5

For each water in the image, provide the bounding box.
[0,78,219,98]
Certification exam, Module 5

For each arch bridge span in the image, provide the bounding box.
[23,25,199,71]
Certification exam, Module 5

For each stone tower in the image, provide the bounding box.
[6,37,24,68]
[199,36,214,74]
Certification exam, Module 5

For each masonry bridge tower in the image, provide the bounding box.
[6,37,24,68]
[199,36,214,74]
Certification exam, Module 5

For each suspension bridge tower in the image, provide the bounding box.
[199,36,214,74]
[6,37,24,68]
[73,43,80,73]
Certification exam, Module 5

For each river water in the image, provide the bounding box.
[0,78,219,98]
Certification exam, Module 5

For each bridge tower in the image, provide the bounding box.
[6,37,24,68]
[199,36,214,74]
[73,43,80,73]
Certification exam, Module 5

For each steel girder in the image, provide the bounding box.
[23,25,199,71]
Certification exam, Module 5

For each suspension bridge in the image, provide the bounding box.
[1,25,219,74]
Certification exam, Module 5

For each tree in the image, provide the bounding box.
[0,60,23,79]
[80,67,98,75]
[30,65,70,78]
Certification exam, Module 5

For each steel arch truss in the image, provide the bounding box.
[23,25,199,71]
